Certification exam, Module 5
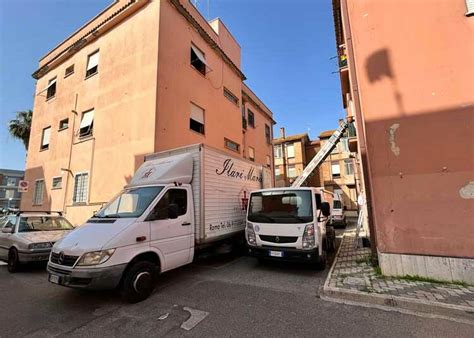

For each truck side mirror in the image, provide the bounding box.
[321,202,331,217]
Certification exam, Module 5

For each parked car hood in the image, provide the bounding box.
[53,218,136,256]
[19,230,72,244]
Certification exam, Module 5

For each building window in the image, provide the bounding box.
[331,161,341,178]
[248,147,255,162]
[241,105,247,130]
[344,158,354,175]
[340,138,349,152]
[46,77,57,100]
[6,177,16,186]
[286,143,295,158]
[73,173,88,204]
[65,64,74,78]
[287,165,297,178]
[248,110,255,128]
[190,102,205,134]
[274,145,282,158]
[265,124,271,144]
[223,87,239,105]
[79,109,94,138]
[59,118,69,130]
[275,167,281,178]
[32,180,44,205]
[52,177,62,189]
[40,126,51,150]
[224,138,240,152]
[266,155,271,167]
[86,50,99,78]
[190,44,206,75]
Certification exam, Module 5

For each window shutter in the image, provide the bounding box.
[87,51,100,71]
[42,127,51,146]
[80,110,95,129]
[191,45,207,65]
[190,103,204,124]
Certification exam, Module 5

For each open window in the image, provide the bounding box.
[190,102,205,134]
[190,44,207,75]
[79,109,94,138]
[225,138,240,152]
[331,161,341,178]
[248,147,255,162]
[46,77,57,100]
[248,109,255,128]
[86,50,99,78]
[40,126,51,150]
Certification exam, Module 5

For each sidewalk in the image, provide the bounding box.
[322,230,474,323]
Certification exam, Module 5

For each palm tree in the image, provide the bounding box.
[8,110,32,150]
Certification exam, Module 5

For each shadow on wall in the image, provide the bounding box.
[20,166,52,211]
[123,153,149,186]
[365,48,405,115]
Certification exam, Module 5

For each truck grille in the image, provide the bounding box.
[259,235,298,244]
[50,252,79,267]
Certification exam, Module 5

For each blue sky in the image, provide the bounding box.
[0,0,343,170]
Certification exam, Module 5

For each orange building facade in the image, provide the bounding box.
[333,0,474,282]
[22,0,275,225]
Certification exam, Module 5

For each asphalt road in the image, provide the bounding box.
[1,235,472,337]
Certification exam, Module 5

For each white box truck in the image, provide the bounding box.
[47,144,271,302]
[245,187,336,269]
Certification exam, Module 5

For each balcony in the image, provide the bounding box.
[338,44,348,71]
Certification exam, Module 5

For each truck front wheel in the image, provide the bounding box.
[120,261,156,303]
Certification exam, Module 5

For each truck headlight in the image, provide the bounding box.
[302,224,316,249]
[28,242,53,249]
[246,222,256,246]
[77,249,115,266]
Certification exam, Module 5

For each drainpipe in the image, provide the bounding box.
[340,0,378,259]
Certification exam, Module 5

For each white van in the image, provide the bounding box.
[245,187,336,269]
[330,193,347,227]
[47,144,271,302]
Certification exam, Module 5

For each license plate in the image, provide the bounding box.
[49,274,60,284]
[269,250,283,258]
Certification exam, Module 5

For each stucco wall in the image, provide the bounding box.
[346,0,474,258]
[22,0,160,225]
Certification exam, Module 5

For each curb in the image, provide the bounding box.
[321,235,474,324]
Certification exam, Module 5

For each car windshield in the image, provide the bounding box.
[94,186,164,219]
[248,190,314,224]
[18,216,74,232]
[333,200,342,209]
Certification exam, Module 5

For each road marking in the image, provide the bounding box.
[180,307,209,331]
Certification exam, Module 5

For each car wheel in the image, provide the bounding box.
[120,261,156,303]
[7,248,20,273]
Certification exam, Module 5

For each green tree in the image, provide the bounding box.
[8,110,33,150]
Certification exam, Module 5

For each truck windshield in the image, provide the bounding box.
[95,186,164,218]
[248,190,313,224]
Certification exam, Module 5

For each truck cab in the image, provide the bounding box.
[245,187,336,269]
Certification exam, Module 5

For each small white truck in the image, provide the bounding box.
[47,144,271,302]
[245,187,336,269]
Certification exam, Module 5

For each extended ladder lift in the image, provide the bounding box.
[291,120,349,188]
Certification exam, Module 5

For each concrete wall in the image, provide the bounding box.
[22,0,161,225]
[343,0,474,261]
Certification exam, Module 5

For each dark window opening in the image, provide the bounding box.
[191,47,206,75]
[79,123,93,138]
[223,88,239,105]
[248,110,255,128]
[265,124,271,144]
[46,78,56,100]
[190,118,204,134]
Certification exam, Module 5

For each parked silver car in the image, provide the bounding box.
[0,212,74,272]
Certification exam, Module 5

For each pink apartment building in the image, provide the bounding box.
[333,0,474,282]
[22,0,275,225]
